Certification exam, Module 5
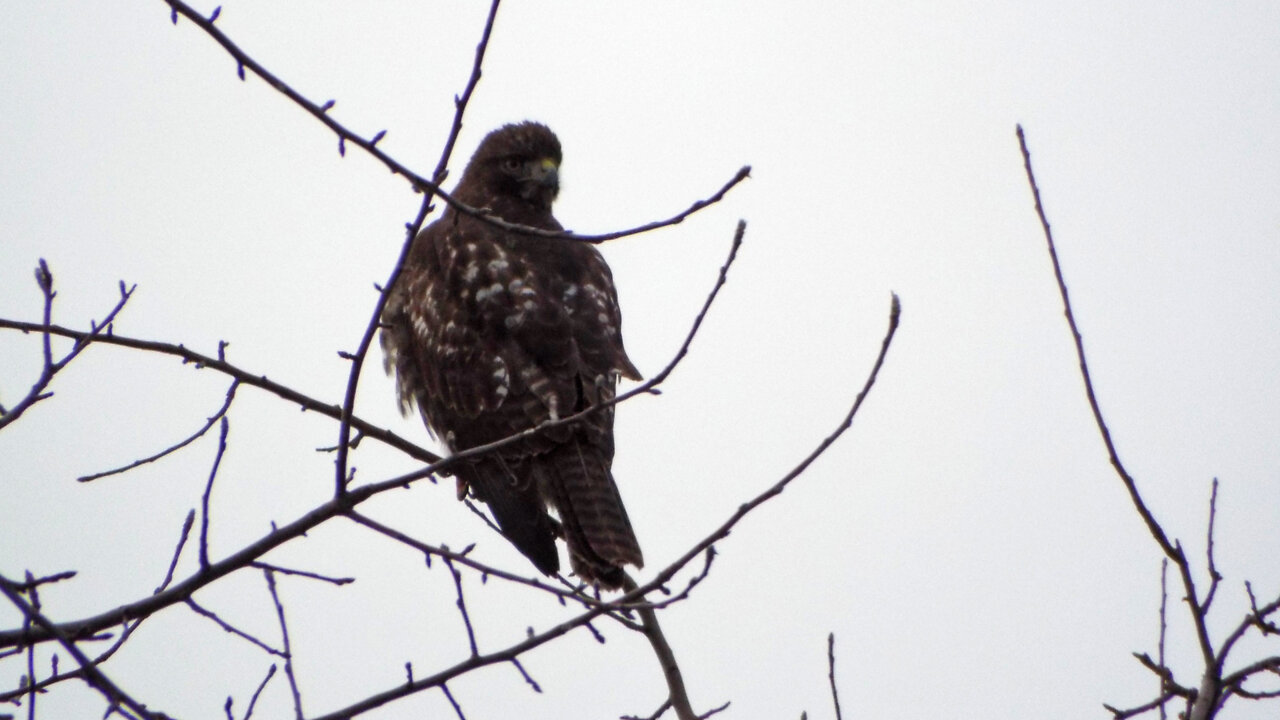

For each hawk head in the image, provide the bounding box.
[455,121,563,212]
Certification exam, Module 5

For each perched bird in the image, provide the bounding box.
[381,122,644,588]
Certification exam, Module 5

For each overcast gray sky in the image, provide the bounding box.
[3,2,1279,718]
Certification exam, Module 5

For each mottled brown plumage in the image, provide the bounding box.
[381,122,644,588]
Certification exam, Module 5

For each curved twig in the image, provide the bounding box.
[79,379,240,482]
[332,0,503,496]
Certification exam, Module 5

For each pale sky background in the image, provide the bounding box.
[2,2,1279,719]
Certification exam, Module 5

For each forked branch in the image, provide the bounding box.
[1018,124,1280,719]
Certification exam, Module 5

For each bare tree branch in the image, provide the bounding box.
[1202,479,1223,613]
[80,379,240,483]
[157,1,748,246]
[443,556,480,658]
[263,569,304,720]
[0,266,135,431]
[440,682,467,720]
[0,574,163,720]
[185,598,283,657]
[622,574,699,720]
[200,417,231,570]
[0,619,135,704]
[0,316,442,465]
[827,633,844,720]
[332,0,503,497]
[1160,558,1169,720]
[247,563,354,587]
[1019,123,1280,719]
[295,289,900,720]
[242,664,276,720]
[156,510,195,595]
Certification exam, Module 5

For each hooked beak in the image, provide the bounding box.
[520,157,560,204]
[527,157,559,190]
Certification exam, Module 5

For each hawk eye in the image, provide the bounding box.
[501,157,523,173]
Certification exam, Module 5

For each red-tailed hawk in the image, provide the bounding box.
[381,121,644,589]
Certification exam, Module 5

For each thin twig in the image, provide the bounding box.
[1160,558,1169,720]
[443,557,480,657]
[1201,479,1222,612]
[24,572,38,720]
[626,548,715,613]
[647,291,899,600]
[332,0,504,497]
[440,683,467,720]
[199,417,231,570]
[827,633,844,720]
[0,472,432,650]
[1105,692,1185,720]
[1219,588,1280,662]
[345,511,579,602]
[6,571,76,593]
[185,598,283,656]
[263,569,304,720]
[1221,656,1280,697]
[1017,124,1219,681]
[248,563,353,586]
[0,620,136,703]
[622,698,672,720]
[156,510,195,595]
[242,664,276,720]
[1016,124,1181,559]
[509,657,541,693]
[1244,583,1280,636]
[698,702,731,719]
[80,379,240,482]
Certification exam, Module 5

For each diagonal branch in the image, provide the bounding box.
[622,573,697,720]
[264,568,305,720]
[827,633,844,720]
[79,379,240,483]
[1015,125,1180,559]
[158,0,748,245]
[641,292,900,596]
[0,318,441,465]
[1016,125,1217,674]
[304,292,901,720]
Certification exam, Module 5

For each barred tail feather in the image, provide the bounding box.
[536,439,643,589]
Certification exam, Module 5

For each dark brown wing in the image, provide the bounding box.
[382,216,564,575]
